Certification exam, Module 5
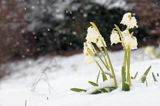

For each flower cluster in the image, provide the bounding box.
[120,13,138,29]
[86,26,106,48]
[110,12,138,50]
[71,12,153,94]
[83,22,106,64]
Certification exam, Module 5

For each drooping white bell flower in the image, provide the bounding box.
[110,30,121,45]
[86,26,99,43]
[96,36,107,48]
[123,33,138,50]
[83,42,91,56]
[86,22,107,48]
[83,42,95,64]
[122,29,131,37]
[120,12,138,29]
[83,41,97,56]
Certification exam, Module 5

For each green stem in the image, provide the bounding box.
[90,22,117,87]
[96,46,110,71]
[86,43,108,80]
[122,49,127,90]
[124,49,127,78]
[114,25,126,49]
[97,54,110,71]
[91,54,108,80]
[127,47,131,86]
[90,44,110,72]
[102,53,110,71]
[115,24,132,89]
[103,47,118,88]
[122,66,126,90]
[97,35,118,88]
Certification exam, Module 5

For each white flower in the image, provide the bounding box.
[83,42,96,56]
[83,42,95,64]
[86,26,99,43]
[96,36,107,48]
[83,42,91,56]
[121,30,138,49]
[86,23,107,48]
[122,29,131,36]
[123,34,138,50]
[120,12,138,29]
[110,30,121,45]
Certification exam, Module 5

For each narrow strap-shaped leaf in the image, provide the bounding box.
[114,24,126,48]
[141,66,152,83]
[131,72,138,79]
[70,88,86,92]
[101,70,108,81]
[96,70,100,83]
[90,22,101,35]
[95,60,108,81]
[152,72,158,82]
[89,87,116,94]
[104,71,113,78]
[103,47,118,88]
[88,81,98,86]
[122,81,130,91]
[122,66,130,91]
[97,54,110,71]
[90,89,102,94]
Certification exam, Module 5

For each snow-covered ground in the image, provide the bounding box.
[0,49,160,106]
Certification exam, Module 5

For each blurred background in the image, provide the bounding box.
[0,0,160,78]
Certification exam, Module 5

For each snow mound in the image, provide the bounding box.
[0,49,160,106]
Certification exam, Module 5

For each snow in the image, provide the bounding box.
[0,48,160,106]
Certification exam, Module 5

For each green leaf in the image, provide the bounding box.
[90,90,102,94]
[95,60,108,81]
[122,65,127,91]
[88,81,98,86]
[152,72,157,82]
[97,53,109,71]
[122,82,130,91]
[96,70,100,83]
[141,66,152,83]
[101,70,108,81]
[100,88,109,93]
[89,87,116,94]
[131,72,138,79]
[70,88,86,92]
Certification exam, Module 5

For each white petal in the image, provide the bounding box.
[120,12,138,29]
[124,35,138,50]
[83,42,96,56]
[86,24,107,48]
[122,29,131,37]
[96,37,107,48]
[110,31,121,45]
[86,27,99,43]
